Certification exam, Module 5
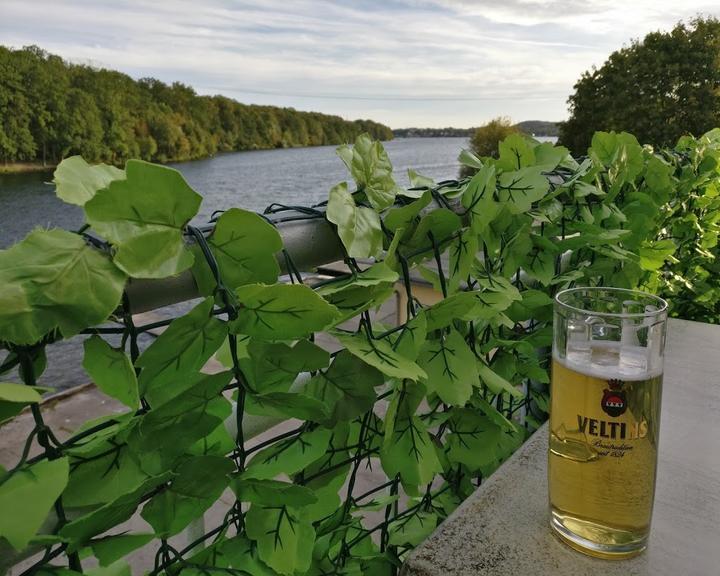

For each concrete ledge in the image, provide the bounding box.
[402,318,720,576]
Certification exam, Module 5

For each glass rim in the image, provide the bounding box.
[554,286,668,319]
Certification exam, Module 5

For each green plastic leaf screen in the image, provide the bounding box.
[2,129,719,575]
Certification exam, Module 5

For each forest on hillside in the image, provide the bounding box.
[0,46,393,166]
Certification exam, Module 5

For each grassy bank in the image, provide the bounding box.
[0,162,56,174]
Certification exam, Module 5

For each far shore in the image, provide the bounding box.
[1,162,57,175]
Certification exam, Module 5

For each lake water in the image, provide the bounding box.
[0,136,556,391]
[0,137,473,249]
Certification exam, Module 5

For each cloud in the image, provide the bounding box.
[1,0,718,127]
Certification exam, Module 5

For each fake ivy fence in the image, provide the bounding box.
[1,129,719,576]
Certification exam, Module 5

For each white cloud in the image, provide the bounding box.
[1,0,718,127]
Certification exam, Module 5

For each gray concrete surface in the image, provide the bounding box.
[402,318,720,576]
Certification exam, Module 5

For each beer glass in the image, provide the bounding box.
[550,287,667,558]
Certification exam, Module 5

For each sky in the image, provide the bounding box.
[1,0,718,128]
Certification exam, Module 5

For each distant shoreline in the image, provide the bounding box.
[393,121,560,139]
[0,162,56,175]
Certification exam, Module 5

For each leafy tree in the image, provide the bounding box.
[459,117,519,177]
[560,17,720,154]
[0,45,394,166]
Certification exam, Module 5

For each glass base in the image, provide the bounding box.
[550,511,647,559]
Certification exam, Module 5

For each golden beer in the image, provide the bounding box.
[549,355,662,557]
[551,288,667,558]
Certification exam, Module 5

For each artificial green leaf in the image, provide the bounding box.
[505,289,554,323]
[302,423,353,487]
[639,239,679,271]
[557,223,630,250]
[530,389,550,413]
[144,370,230,411]
[53,156,125,206]
[217,535,277,576]
[458,149,483,169]
[621,191,660,247]
[240,339,330,393]
[137,297,227,397]
[497,133,535,171]
[522,234,559,286]
[478,361,523,398]
[354,493,400,512]
[304,350,383,423]
[573,180,605,198]
[644,155,673,205]
[461,164,499,235]
[497,167,550,213]
[385,227,404,269]
[60,474,172,551]
[407,169,435,189]
[391,311,427,361]
[381,383,442,492]
[534,142,570,171]
[0,458,69,550]
[418,329,477,406]
[90,534,154,567]
[231,477,317,507]
[388,510,437,547]
[84,160,201,278]
[128,373,231,474]
[0,382,42,423]
[472,395,516,431]
[448,231,478,292]
[424,281,519,329]
[141,456,233,537]
[446,408,501,471]
[31,568,78,576]
[316,263,399,296]
[14,346,47,381]
[85,560,130,576]
[214,334,250,367]
[245,427,331,479]
[230,283,339,340]
[337,133,399,210]
[326,182,383,258]
[64,438,147,507]
[407,209,462,253]
[188,415,235,457]
[83,336,139,409]
[244,391,329,421]
[192,208,282,295]
[384,191,432,234]
[322,284,395,323]
[246,503,315,575]
[304,466,349,522]
[591,131,644,185]
[424,292,477,330]
[334,332,426,381]
[0,229,126,345]
[501,226,533,277]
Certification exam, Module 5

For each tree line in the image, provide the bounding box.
[0,45,394,166]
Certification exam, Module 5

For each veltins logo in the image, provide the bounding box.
[601,379,627,417]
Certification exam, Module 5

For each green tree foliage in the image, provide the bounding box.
[559,17,720,154]
[459,117,520,177]
[0,45,393,165]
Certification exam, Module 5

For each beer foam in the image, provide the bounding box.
[554,341,663,381]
